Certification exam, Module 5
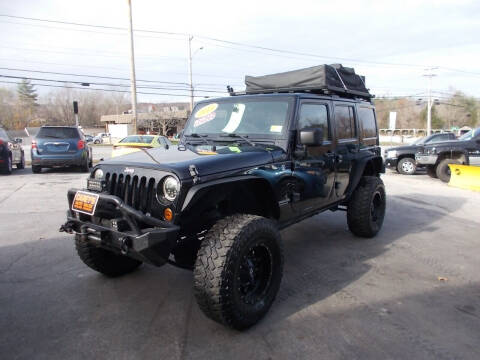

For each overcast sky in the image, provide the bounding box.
[1,0,479,104]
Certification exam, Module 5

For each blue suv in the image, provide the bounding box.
[31,126,92,173]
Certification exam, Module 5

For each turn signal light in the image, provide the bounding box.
[77,140,85,150]
[31,140,37,149]
[164,208,173,221]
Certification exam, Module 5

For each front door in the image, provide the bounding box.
[292,100,336,214]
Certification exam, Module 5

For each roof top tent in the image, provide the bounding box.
[231,64,372,100]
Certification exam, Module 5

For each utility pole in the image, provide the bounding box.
[127,0,138,134]
[188,35,194,112]
[423,67,437,136]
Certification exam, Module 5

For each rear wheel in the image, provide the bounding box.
[194,214,283,330]
[2,155,12,175]
[347,176,386,238]
[16,153,25,169]
[397,157,416,175]
[32,165,42,173]
[426,165,437,178]
[80,157,90,172]
[436,158,461,183]
[75,235,142,276]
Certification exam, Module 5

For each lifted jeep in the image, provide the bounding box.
[61,65,386,330]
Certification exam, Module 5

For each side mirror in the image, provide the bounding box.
[14,138,22,144]
[300,128,324,146]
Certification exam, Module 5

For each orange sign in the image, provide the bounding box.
[72,191,99,215]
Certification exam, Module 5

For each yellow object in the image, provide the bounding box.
[448,164,480,192]
[164,208,173,221]
[195,103,218,118]
[111,135,163,158]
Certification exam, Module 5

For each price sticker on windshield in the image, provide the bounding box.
[195,103,218,118]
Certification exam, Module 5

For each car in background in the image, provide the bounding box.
[111,135,172,157]
[384,132,456,175]
[31,126,93,173]
[0,127,25,175]
[93,132,111,144]
[85,135,94,143]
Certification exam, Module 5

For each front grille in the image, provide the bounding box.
[104,172,157,214]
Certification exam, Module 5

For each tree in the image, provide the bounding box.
[17,79,38,107]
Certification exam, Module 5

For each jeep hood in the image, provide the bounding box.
[101,145,277,180]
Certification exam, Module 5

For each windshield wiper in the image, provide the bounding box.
[220,133,256,147]
[183,133,217,151]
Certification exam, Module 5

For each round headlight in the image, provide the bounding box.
[163,176,180,201]
[93,168,104,179]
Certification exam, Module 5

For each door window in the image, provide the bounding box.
[298,104,329,141]
[334,105,356,139]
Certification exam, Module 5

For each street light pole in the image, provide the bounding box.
[423,67,437,136]
[127,0,138,134]
[188,35,194,112]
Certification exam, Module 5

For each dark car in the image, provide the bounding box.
[385,132,456,175]
[416,127,480,182]
[0,127,25,175]
[31,126,93,173]
[61,64,385,330]
[85,135,94,143]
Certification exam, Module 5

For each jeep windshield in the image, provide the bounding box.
[183,97,293,139]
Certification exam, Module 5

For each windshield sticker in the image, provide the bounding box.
[222,103,245,133]
[228,146,241,153]
[197,150,217,155]
[270,125,283,133]
[194,112,216,127]
[195,103,218,118]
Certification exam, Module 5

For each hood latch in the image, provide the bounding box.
[189,165,200,184]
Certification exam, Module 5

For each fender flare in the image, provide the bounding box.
[344,155,383,198]
[180,175,278,215]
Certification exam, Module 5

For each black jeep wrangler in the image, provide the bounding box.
[416,127,480,182]
[61,65,386,330]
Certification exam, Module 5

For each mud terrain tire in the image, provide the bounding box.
[193,214,283,330]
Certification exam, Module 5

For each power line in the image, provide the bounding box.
[0,74,228,93]
[0,66,190,85]
[0,13,460,70]
[0,79,217,98]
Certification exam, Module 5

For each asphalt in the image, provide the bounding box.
[0,168,479,360]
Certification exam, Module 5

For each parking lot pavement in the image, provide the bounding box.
[1,169,479,360]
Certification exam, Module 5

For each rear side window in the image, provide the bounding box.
[298,103,330,140]
[334,105,356,139]
[357,107,377,139]
[37,127,79,139]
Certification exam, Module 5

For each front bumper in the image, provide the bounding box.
[415,154,438,165]
[384,157,398,169]
[61,189,180,266]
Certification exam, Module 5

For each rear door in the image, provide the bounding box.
[332,102,359,199]
[36,127,80,155]
[292,100,336,213]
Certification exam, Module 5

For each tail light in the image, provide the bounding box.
[31,140,37,149]
[77,140,85,150]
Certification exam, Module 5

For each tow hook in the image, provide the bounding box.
[59,221,75,234]
[120,237,132,255]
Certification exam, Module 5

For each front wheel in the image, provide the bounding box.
[397,157,416,175]
[347,176,386,238]
[194,214,284,330]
